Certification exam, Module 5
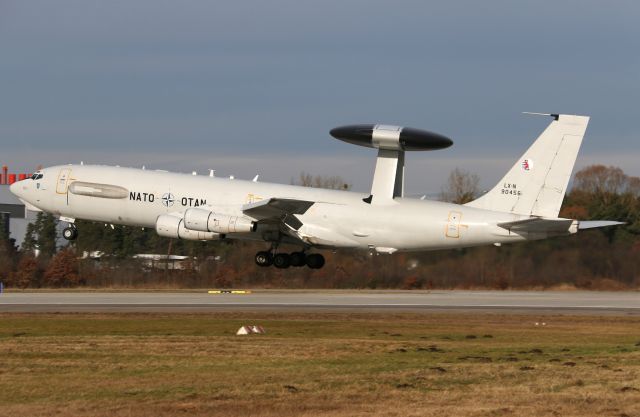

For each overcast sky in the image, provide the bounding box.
[1,0,638,194]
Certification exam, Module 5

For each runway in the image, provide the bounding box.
[0,290,638,314]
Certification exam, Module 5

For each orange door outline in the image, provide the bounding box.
[56,168,72,194]
[445,211,462,238]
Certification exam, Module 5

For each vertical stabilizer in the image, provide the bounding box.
[465,114,589,217]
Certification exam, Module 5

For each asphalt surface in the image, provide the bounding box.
[0,290,638,314]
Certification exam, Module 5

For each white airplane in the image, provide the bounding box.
[11,113,622,269]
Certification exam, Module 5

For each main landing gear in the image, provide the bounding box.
[255,250,325,269]
[62,224,78,241]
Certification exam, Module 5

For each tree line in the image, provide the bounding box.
[0,166,638,289]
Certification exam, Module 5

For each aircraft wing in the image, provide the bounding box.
[243,198,359,248]
[242,198,315,229]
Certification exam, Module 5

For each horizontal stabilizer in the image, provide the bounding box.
[578,220,625,230]
[498,217,575,233]
[242,198,315,221]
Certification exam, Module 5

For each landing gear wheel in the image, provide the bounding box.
[255,251,273,267]
[306,253,325,269]
[62,226,78,241]
[273,253,291,269]
[289,252,306,267]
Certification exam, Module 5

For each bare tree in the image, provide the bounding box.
[296,171,351,191]
[298,172,313,187]
[43,248,81,287]
[573,165,628,195]
[572,165,640,205]
[628,176,640,197]
[439,168,480,204]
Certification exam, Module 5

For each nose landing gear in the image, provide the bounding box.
[62,225,78,241]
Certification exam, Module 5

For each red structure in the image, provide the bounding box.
[0,165,31,185]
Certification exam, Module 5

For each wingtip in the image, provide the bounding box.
[578,220,626,230]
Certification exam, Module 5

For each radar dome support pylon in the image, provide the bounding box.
[330,124,453,205]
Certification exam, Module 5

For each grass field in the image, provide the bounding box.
[0,312,639,417]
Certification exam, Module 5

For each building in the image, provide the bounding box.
[0,165,36,249]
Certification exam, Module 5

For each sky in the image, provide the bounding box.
[1,0,638,194]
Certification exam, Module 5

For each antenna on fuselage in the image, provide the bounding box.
[522,112,560,120]
[209,169,215,177]
[252,174,259,182]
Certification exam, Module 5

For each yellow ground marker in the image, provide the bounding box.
[208,290,252,294]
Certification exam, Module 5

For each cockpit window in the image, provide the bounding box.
[31,172,44,180]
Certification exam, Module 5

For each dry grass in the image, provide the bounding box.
[0,312,639,416]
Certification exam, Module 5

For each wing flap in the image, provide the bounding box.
[242,198,314,221]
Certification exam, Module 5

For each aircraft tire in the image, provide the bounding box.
[289,252,306,267]
[273,253,291,269]
[306,253,325,269]
[62,226,78,241]
[255,251,273,267]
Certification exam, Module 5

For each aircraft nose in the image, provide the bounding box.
[9,180,23,198]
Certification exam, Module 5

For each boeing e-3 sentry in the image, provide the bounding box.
[10,113,622,269]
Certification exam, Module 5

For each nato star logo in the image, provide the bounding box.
[161,193,175,207]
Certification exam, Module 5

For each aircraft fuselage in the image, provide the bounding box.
[11,164,553,253]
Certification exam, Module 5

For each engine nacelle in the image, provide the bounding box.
[155,214,222,241]
[183,208,256,234]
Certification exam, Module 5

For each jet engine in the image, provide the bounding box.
[183,208,256,234]
[155,214,222,241]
